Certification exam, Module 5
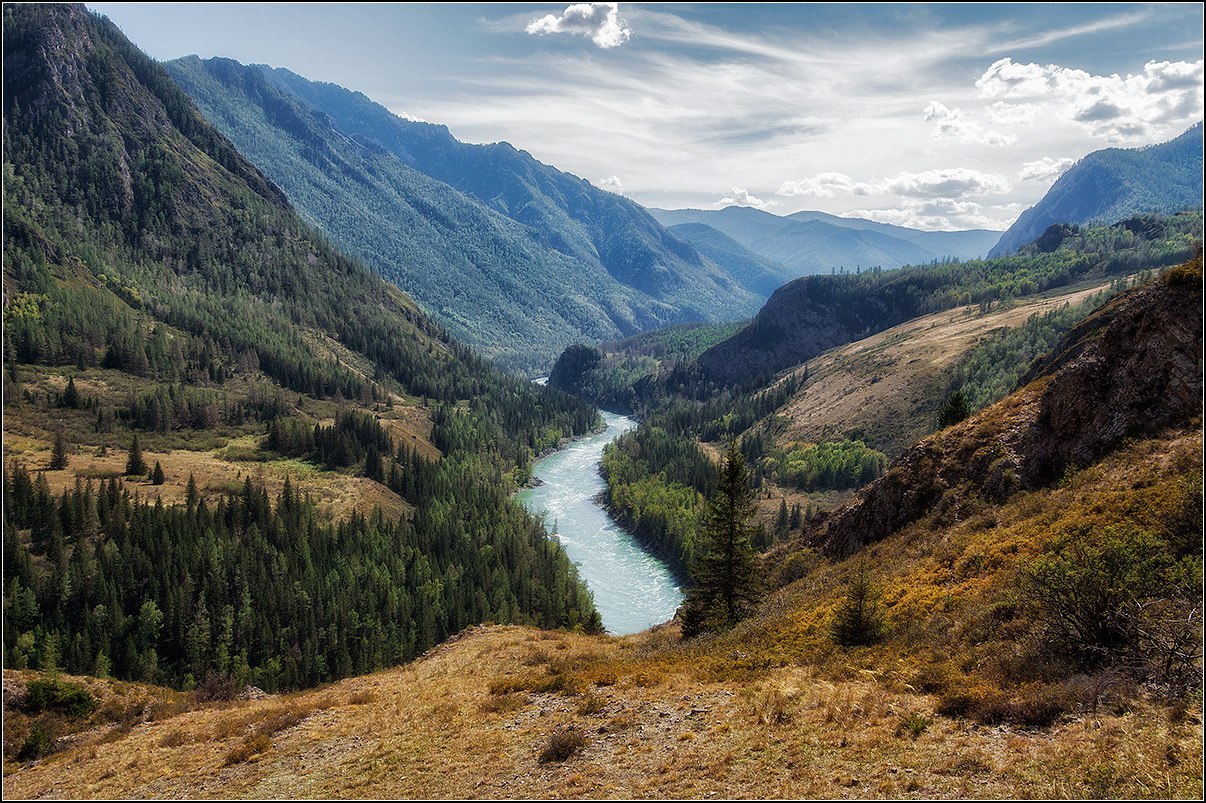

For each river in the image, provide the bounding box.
[516,411,684,635]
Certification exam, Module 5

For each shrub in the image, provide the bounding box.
[24,678,97,718]
[539,727,586,763]
[17,721,54,761]
[900,711,930,739]
[224,732,271,765]
[194,672,239,702]
[1021,524,1197,673]
[936,685,1010,724]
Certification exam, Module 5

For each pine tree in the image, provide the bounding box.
[124,434,147,476]
[681,441,761,637]
[937,390,970,428]
[830,558,887,647]
[774,499,789,540]
[151,461,165,485]
[62,376,80,409]
[49,430,69,470]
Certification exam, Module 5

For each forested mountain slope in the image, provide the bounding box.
[990,123,1203,257]
[2,2,600,692]
[164,57,762,373]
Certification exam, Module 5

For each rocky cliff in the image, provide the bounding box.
[816,258,1203,558]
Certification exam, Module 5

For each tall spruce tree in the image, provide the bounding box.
[48,430,68,470]
[124,434,147,476]
[681,441,761,637]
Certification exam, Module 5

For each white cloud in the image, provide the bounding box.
[1018,156,1076,182]
[974,57,1204,141]
[597,175,624,193]
[526,3,632,49]
[924,101,1017,146]
[846,197,1015,231]
[717,187,777,210]
[776,172,873,198]
[880,167,1012,198]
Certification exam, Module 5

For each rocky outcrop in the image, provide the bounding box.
[817,260,1203,558]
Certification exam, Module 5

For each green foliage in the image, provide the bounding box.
[151,461,165,485]
[48,430,68,471]
[17,721,54,761]
[681,443,762,637]
[600,426,716,574]
[24,678,97,718]
[124,435,146,476]
[830,559,887,647]
[3,462,601,691]
[936,390,971,429]
[1020,523,1202,678]
[769,440,888,491]
[949,288,1130,412]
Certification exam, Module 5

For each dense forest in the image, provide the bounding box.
[3,4,601,690]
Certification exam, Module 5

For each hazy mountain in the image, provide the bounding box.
[663,222,788,297]
[783,209,1001,260]
[165,59,762,373]
[650,206,997,277]
[989,123,1204,257]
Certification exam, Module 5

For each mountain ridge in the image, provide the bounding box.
[989,123,1204,257]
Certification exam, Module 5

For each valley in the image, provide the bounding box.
[3,3,1202,800]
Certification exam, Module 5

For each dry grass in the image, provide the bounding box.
[3,421,1200,799]
[4,623,1199,800]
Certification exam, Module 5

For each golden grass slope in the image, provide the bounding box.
[5,430,1201,800]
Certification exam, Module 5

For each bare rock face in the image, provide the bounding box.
[817,262,1202,559]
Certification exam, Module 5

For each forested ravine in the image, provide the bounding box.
[517,412,683,635]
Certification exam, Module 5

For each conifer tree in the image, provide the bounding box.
[62,376,80,409]
[830,558,887,647]
[49,430,69,470]
[125,434,146,476]
[151,461,165,485]
[681,441,761,637]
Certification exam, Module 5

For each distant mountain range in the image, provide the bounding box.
[165,57,762,374]
[989,123,1204,257]
[650,206,1001,279]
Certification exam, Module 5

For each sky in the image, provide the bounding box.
[87,2,1204,231]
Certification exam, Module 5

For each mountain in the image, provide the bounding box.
[164,58,762,374]
[783,209,1001,260]
[989,123,1204,257]
[663,222,787,297]
[816,256,1203,557]
[693,213,1201,386]
[3,3,600,691]
[649,206,997,277]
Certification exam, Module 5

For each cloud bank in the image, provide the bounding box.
[526,3,632,49]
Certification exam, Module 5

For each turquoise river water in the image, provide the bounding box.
[516,411,683,635]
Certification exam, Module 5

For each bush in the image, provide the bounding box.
[936,685,1010,724]
[539,727,586,763]
[900,711,931,739]
[225,732,271,765]
[194,672,239,702]
[1021,524,1199,674]
[17,721,54,761]
[24,678,97,718]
